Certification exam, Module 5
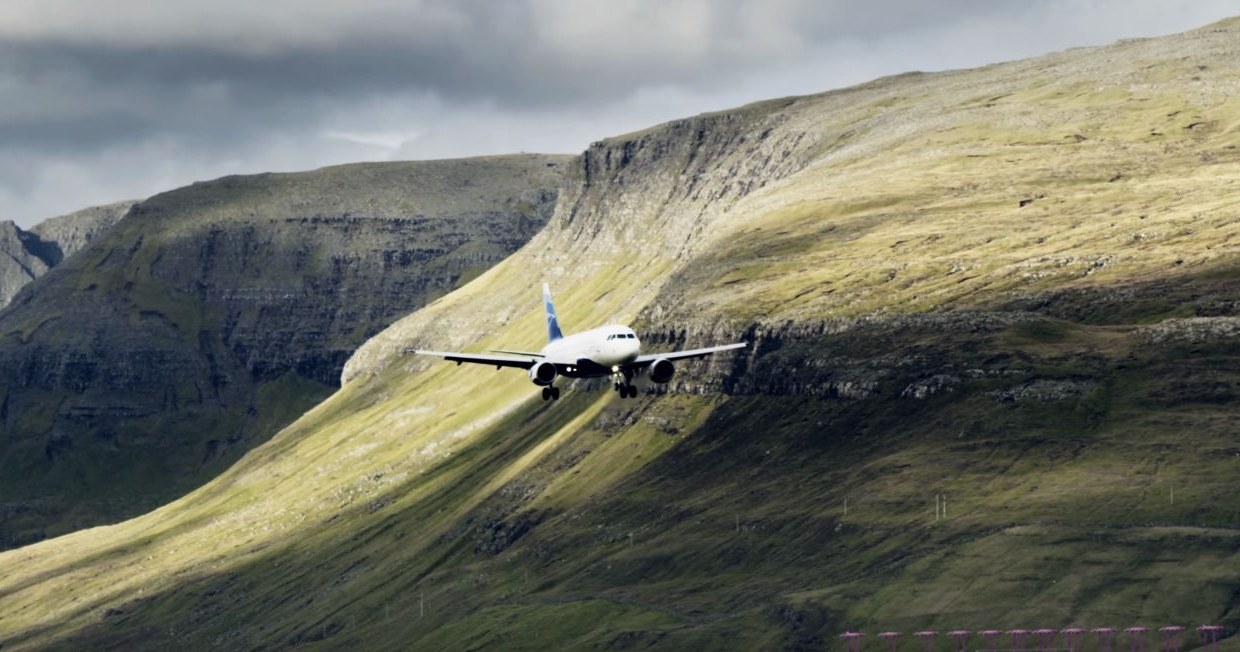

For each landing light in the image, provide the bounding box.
[611,365,619,372]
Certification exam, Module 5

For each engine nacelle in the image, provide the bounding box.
[648,358,675,384]
[528,361,557,386]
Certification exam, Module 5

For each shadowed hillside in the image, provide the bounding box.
[0,155,568,548]
[3,17,1240,652]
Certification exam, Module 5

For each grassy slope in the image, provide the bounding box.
[4,18,1240,652]
[656,40,1240,325]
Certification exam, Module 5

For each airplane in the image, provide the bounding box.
[412,284,746,401]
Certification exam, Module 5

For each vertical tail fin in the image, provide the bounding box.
[543,283,564,342]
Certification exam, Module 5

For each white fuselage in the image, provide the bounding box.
[540,324,640,377]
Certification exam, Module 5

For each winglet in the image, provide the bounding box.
[543,283,564,342]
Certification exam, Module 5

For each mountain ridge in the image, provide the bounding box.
[0,201,132,308]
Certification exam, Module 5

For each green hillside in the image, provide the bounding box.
[3,17,1240,652]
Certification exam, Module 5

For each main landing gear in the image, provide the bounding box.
[541,386,561,401]
[613,381,638,399]
[612,369,639,399]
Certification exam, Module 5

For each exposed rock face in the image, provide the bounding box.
[29,201,135,266]
[1137,316,1240,343]
[0,202,132,308]
[0,221,52,307]
[539,100,823,262]
[0,155,569,548]
[632,312,1044,400]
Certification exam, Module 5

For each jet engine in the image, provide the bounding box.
[648,358,675,384]
[528,361,557,386]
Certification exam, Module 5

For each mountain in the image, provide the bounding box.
[0,201,132,307]
[3,17,1240,651]
[0,155,569,548]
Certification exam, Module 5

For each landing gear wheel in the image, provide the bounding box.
[551,387,561,400]
[613,378,637,398]
[541,387,552,401]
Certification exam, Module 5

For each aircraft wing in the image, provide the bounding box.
[411,349,538,370]
[627,342,747,367]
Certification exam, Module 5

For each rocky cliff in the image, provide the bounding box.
[4,17,1240,651]
[0,201,131,307]
[0,155,569,548]
[0,221,52,307]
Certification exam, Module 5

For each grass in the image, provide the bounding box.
[3,320,1240,649]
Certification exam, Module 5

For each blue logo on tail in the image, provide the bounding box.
[543,284,564,342]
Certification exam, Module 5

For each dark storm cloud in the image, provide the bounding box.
[0,0,1236,226]
[2,1,1043,125]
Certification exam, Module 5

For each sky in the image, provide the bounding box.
[0,1,1236,227]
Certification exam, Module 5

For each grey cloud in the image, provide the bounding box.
[0,2,1037,111]
[0,0,1236,226]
